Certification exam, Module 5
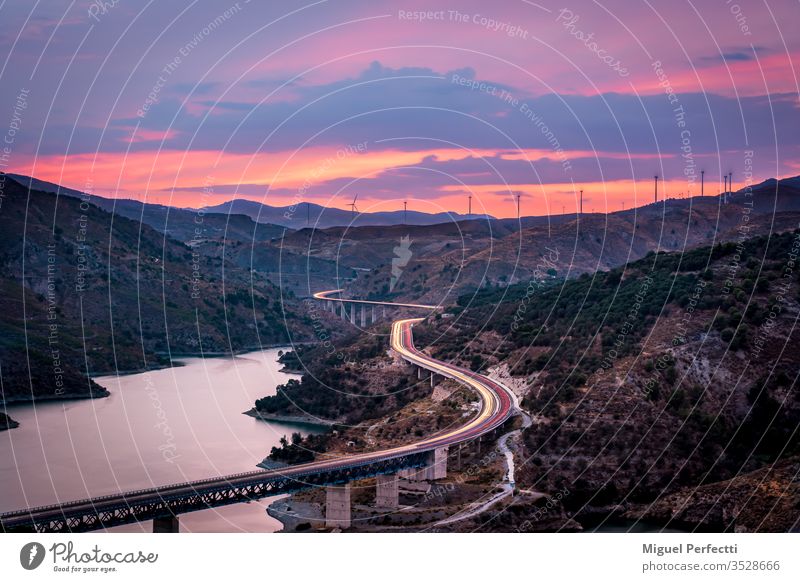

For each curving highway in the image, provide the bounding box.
[312,289,439,310]
[1,291,514,532]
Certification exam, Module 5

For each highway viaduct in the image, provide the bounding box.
[1,292,514,533]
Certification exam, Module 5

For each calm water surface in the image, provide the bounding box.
[1,349,322,532]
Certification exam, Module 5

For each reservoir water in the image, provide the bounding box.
[0,348,322,532]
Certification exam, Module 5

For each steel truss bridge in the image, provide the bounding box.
[1,452,431,533]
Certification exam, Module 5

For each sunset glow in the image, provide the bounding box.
[3,0,798,217]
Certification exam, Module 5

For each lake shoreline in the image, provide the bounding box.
[1,345,301,422]
[1,346,315,528]
[243,408,336,428]
[89,343,306,379]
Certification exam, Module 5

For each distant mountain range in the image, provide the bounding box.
[7,174,286,243]
[202,199,493,228]
[346,175,800,303]
[8,174,494,230]
[9,173,800,303]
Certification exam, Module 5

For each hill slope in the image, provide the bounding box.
[0,178,313,427]
[350,181,800,304]
[414,229,800,531]
[8,174,287,244]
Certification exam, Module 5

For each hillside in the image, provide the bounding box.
[0,178,314,427]
[8,175,351,297]
[248,323,433,426]
[349,182,800,304]
[8,174,287,244]
[413,229,800,531]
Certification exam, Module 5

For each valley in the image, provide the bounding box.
[2,172,799,533]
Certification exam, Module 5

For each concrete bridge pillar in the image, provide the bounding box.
[371,305,376,324]
[398,466,425,481]
[430,372,439,388]
[325,484,351,529]
[153,515,179,533]
[360,304,366,327]
[382,306,386,320]
[417,366,424,380]
[375,474,399,509]
[349,303,356,324]
[431,446,448,480]
[340,302,347,319]
[399,447,449,482]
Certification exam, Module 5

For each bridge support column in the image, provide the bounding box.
[349,304,356,324]
[398,466,425,481]
[371,305,376,324]
[340,302,347,319]
[375,474,399,509]
[430,372,438,387]
[432,446,448,479]
[360,305,366,327]
[153,515,179,533]
[399,447,448,482]
[417,366,424,380]
[325,484,351,529]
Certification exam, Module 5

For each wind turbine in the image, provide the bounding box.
[348,194,359,217]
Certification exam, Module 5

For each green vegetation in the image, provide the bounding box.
[254,364,427,424]
[268,432,330,464]
[254,329,432,425]
[416,229,800,509]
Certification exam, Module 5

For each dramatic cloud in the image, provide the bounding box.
[2,0,799,217]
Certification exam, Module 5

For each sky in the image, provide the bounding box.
[1,0,798,218]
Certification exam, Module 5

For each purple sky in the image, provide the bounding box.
[1,0,798,216]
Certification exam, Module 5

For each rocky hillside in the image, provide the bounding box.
[414,229,800,531]
[348,178,800,305]
[249,329,426,426]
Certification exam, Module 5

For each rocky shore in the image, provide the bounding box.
[0,412,19,431]
[243,408,337,427]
